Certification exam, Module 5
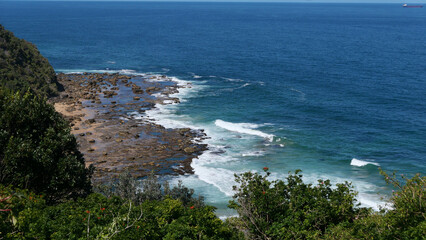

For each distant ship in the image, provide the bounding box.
[402,4,423,8]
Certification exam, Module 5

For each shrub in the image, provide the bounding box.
[0,89,93,203]
[324,170,425,240]
[0,24,62,96]
[1,185,239,239]
[379,170,425,239]
[94,171,205,208]
[229,169,367,239]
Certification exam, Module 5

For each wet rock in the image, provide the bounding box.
[183,146,197,154]
[103,91,117,98]
[179,128,191,135]
[85,118,96,124]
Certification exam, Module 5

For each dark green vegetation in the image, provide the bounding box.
[0,89,93,203]
[0,25,62,96]
[229,168,425,239]
[0,26,424,239]
[0,174,238,239]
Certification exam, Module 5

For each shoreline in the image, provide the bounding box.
[51,72,207,182]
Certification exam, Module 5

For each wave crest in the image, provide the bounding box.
[215,119,274,142]
[350,158,380,167]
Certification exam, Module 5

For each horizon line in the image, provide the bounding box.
[5,0,426,4]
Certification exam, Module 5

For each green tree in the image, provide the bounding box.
[0,89,93,203]
[324,170,425,240]
[0,25,62,96]
[1,185,239,239]
[229,168,367,240]
[379,170,425,238]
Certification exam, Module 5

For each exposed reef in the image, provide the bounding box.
[51,72,207,182]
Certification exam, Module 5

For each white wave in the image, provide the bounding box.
[215,120,274,142]
[357,193,389,210]
[162,99,176,104]
[119,69,137,75]
[191,156,238,197]
[351,158,380,167]
[222,77,244,82]
[188,72,202,79]
[144,77,205,129]
[242,151,265,157]
[237,83,251,89]
[107,61,116,64]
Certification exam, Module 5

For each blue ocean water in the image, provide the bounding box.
[1,1,425,215]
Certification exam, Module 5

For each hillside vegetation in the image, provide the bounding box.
[0,24,62,96]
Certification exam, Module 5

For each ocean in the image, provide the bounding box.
[1,1,425,216]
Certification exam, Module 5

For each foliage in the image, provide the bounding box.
[2,166,424,239]
[0,185,239,239]
[0,89,93,203]
[379,169,425,236]
[229,168,425,240]
[229,168,369,240]
[94,171,204,208]
[324,170,425,240]
[0,24,62,96]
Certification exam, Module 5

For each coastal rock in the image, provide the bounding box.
[183,146,197,154]
[103,91,117,98]
[85,118,96,124]
[54,72,208,182]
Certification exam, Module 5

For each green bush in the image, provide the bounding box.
[94,171,205,208]
[229,168,425,240]
[0,89,93,203]
[324,170,425,240]
[229,168,368,239]
[0,24,62,96]
[1,185,239,239]
[379,170,425,236]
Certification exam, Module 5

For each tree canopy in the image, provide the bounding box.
[0,89,93,203]
[0,24,62,96]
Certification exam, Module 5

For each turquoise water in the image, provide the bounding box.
[1,1,425,216]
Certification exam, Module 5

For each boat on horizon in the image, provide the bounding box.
[402,4,423,8]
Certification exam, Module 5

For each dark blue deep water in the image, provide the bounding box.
[1,1,425,215]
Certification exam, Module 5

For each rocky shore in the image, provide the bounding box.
[50,72,207,182]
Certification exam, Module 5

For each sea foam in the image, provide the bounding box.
[350,158,380,167]
[215,120,274,142]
